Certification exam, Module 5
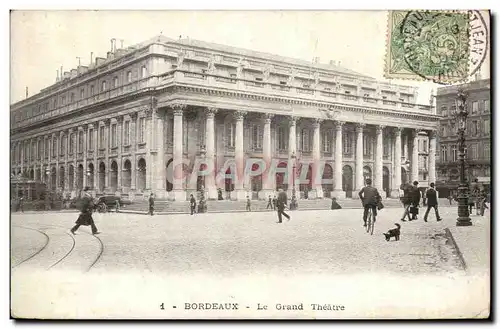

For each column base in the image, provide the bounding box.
[207,186,218,200]
[233,189,248,201]
[390,189,401,198]
[332,189,345,199]
[153,190,167,199]
[171,189,186,201]
[310,187,324,199]
[258,189,275,200]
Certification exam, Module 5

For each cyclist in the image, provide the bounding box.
[358,178,382,227]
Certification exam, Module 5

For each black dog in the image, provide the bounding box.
[383,223,401,241]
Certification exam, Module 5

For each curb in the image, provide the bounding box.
[444,227,468,272]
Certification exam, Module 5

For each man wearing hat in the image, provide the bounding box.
[70,187,100,235]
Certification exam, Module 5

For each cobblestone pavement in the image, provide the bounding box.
[11,206,474,276]
[11,207,490,319]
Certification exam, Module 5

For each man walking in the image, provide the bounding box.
[272,195,277,210]
[409,181,421,221]
[266,195,273,210]
[190,194,197,215]
[400,183,412,222]
[246,196,251,212]
[71,187,100,235]
[276,189,290,223]
[148,193,155,216]
[423,182,442,222]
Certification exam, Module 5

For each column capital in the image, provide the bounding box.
[376,125,385,134]
[288,115,298,127]
[334,121,345,130]
[393,126,403,136]
[205,107,218,118]
[312,118,323,128]
[355,123,365,133]
[130,112,138,120]
[116,116,124,124]
[263,113,274,124]
[234,110,247,121]
[171,103,187,115]
[104,118,112,126]
[428,129,437,139]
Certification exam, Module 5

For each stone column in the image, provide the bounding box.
[391,127,403,198]
[353,123,364,198]
[171,104,186,201]
[130,113,137,192]
[116,117,123,195]
[403,134,409,161]
[54,134,59,191]
[204,107,218,200]
[63,131,69,193]
[234,110,247,200]
[104,119,111,192]
[375,125,384,195]
[333,121,344,198]
[261,113,274,199]
[93,124,99,193]
[428,130,437,185]
[288,116,297,196]
[154,107,166,198]
[311,118,323,199]
[83,127,88,188]
[411,129,419,183]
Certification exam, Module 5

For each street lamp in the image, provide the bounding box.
[455,89,472,226]
[290,151,298,210]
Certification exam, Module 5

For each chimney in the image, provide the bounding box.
[56,69,59,82]
[329,60,336,66]
[120,39,124,49]
[96,57,106,66]
[313,57,320,64]
[63,72,70,79]
[337,61,342,66]
[90,52,94,66]
[110,39,114,52]
[70,69,78,78]
[107,51,114,60]
[25,86,28,98]
[78,65,88,74]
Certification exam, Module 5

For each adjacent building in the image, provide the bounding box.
[10,36,440,201]
[435,78,491,196]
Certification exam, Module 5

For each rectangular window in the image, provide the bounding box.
[484,119,490,135]
[383,138,389,157]
[80,88,85,99]
[484,144,490,159]
[90,85,95,96]
[61,95,66,105]
[139,117,146,143]
[111,124,117,147]
[60,135,66,155]
[227,124,236,148]
[101,81,107,92]
[322,130,331,153]
[280,81,287,85]
[472,120,478,136]
[252,125,262,149]
[301,129,310,152]
[113,76,118,89]
[471,144,478,160]
[99,126,105,148]
[70,93,75,103]
[124,121,130,145]
[363,135,371,156]
[89,129,94,150]
[127,71,132,83]
[52,137,57,157]
[343,133,352,155]
[45,139,49,158]
[450,105,457,115]
[441,145,447,162]
[441,106,448,116]
[472,101,478,113]
[277,126,287,151]
[484,99,489,112]
[78,131,83,152]
[69,133,75,154]
[452,145,457,162]
[141,66,147,78]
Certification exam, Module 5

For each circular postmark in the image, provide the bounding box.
[400,10,488,84]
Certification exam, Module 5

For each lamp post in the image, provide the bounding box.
[290,151,298,210]
[455,89,472,226]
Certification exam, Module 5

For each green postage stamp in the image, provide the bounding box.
[385,10,488,84]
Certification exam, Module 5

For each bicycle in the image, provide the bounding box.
[366,207,375,235]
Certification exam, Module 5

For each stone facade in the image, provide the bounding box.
[10,36,440,200]
[435,79,491,195]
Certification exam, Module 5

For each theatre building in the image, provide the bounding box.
[10,36,440,201]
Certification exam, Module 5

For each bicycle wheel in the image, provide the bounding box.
[369,211,375,235]
[366,209,371,233]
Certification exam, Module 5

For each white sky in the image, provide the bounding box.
[9,10,488,105]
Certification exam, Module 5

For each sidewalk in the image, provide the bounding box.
[446,213,490,276]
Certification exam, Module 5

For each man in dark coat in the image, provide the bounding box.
[148,193,155,216]
[70,187,99,235]
[409,181,421,221]
[190,194,197,215]
[276,189,290,223]
[400,183,412,221]
[423,182,442,222]
[266,195,273,209]
[331,197,342,210]
[272,196,277,210]
[358,178,381,227]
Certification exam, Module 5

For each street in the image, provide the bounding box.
[11,207,490,319]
